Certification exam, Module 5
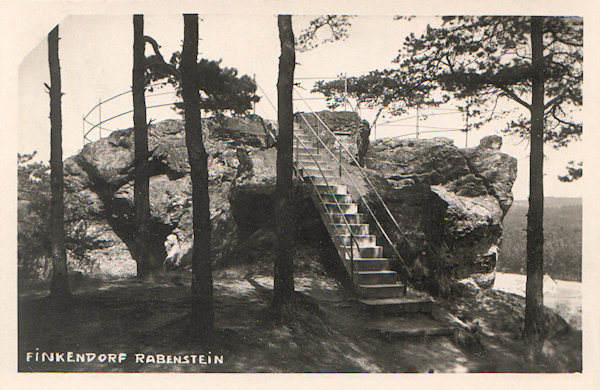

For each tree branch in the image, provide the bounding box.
[551,32,583,47]
[550,110,581,131]
[144,35,181,78]
[496,84,531,109]
[543,93,564,112]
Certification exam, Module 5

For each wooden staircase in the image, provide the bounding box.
[293,122,433,313]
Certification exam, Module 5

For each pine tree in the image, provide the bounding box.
[181,13,214,338]
[314,16,582,365]
[48,25,71,302]
[272,14,296,311]
[132,14,153,278]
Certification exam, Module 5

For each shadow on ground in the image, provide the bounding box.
[18,251,581,373]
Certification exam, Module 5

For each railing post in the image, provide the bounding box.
[464,98,470,148]
[252,73,256,115]
[98,97,102,140]
[350,233,354,286]
[343,73,348,112]
[339,145,342,177]
[415,104,419,139]
[316,122,320,155]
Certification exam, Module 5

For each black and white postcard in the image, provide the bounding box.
[3,1,599,388]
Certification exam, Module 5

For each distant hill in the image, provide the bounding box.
[497,197,582,282]
[512,197,582,208]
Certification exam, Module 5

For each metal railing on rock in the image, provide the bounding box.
[82,81,179,145]
[293,87,415,294]
[293,133,363,285]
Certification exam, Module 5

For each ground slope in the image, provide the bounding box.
[18,249,580,373]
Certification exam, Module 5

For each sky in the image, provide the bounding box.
[18,14,584,200]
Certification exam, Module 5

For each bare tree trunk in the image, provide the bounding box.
[272,15,296,311]
[132,14,152,278]
[525,15,546,365]
[48,25,71,301]
[182,13,214,337]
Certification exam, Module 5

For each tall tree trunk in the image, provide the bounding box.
[48,25,71,300]
[132,14,152,278]
[525,15,546,364]
[182,13,214,337]
[272,15,296,311]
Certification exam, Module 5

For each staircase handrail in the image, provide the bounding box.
[294,90,414,288]
[296,114,411,291]
[293,133,362,285]
[294,88,416,255]
[257,116,278,146]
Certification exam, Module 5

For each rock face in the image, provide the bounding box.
[64,116,282,278]
[363,135,517,295]
[64,116,331,278]
[62,112,516,297]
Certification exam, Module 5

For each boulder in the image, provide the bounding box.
[462,135,517,213]
[63,116,277,277]
[363,135,517,295]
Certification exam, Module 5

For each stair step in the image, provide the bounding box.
[295,146,320,155]
[324,202,356,214]
[294,141,318,150]
[299,166,336,175]
[342,245,383,258]
[354,270,398,285]
[296,133,322,142]
[334,131,353,136]
[294,132,314,139]
[349,258,391,271]
[300,170,338,183]
[357,283,406,299]
[359,298,434,314]
[294,137,314,145]
[296,162,333,173]
[315,184,348,196]
[295,159,331,169]
[321,193,353,203]
[310,176,342,186]
[328,212,362,224]
[295,152,325,161]
[332,223,370,235]
[338,234,376,246]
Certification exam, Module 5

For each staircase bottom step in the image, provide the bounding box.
[357,284,406,299]
[359,297,434,314]
[366,314,454,338]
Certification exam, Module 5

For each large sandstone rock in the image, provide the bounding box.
[363,135,517,295]
[63,116,278,278]
[62,111,516,299]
